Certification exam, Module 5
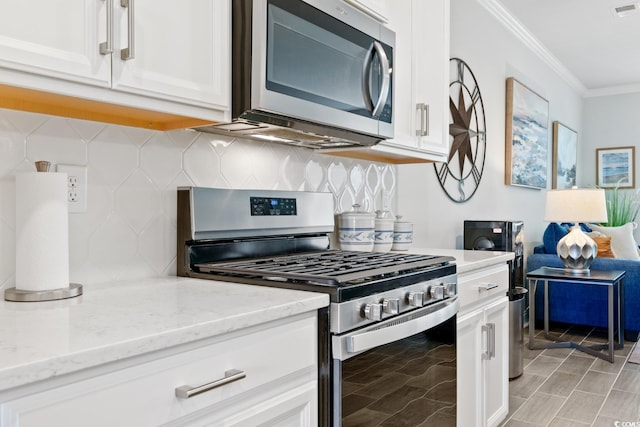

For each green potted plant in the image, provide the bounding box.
[600,180,640,226]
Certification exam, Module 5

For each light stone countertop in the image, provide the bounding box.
[0,249,511,394]
[410,247,515,273]
[0,276,329,393]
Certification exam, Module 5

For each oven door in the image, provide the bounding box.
[250,0,394,138]
[331,297,458,426]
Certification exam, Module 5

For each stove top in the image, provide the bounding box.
[195,251,453,286]
[193,250,455,303]
[178,187,457,304]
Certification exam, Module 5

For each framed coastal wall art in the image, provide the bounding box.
[596,146,636,188]
[552,121,578,189]
[505,77,549,189]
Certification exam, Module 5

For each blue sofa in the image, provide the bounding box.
[527,246,639,341]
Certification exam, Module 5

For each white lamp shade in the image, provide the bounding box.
[544,188,608,223]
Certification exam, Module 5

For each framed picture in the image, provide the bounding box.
[505,77,549,189]
[596,146,636,188]
[552,121,577,189]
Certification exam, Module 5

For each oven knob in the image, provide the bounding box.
[382,298,400,314]
[430,285,444,300]
[408,292,425,307]
[443,282,456,297]
[363,303,383,321]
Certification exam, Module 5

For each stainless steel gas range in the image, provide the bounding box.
[177,187,459,426]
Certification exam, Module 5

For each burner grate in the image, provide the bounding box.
[195,251,453,286]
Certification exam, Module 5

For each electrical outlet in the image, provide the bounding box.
[56,164,87,213]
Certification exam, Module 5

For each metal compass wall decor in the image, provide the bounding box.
[434,58,486,203]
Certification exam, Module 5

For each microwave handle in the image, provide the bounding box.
[362,41,391,118]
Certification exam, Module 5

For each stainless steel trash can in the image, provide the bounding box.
[509,287,528,379]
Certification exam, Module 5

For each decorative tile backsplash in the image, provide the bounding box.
[0,108,397,288]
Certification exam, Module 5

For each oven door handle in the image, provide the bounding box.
[332,297,459,361]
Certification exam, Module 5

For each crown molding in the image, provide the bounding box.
[584,83,640,98]
[477,0,588,96]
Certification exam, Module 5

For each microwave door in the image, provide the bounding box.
[254,0,392,137]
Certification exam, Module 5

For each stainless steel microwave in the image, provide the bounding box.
[193,0,395,149]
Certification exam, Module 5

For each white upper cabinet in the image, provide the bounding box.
[0,0,229,128]
[342,0,389,23]
[385,0,449,160]
[111,0,229,111]
[410,0,449,158]
[0,0,111,87]
[324,0,449,163]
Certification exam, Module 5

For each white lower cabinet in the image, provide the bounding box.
[457,264,510,427]
[0,313,318,427]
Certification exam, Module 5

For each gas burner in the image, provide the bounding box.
[194,250,454,295]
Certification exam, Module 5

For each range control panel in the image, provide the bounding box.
[250,197,297,216]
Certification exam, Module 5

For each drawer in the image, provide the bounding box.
[458,264,509,313]
[1,313,317,427]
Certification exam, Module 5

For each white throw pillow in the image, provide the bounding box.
[589,223,640,260]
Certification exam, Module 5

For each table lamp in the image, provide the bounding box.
[544,187,608,274]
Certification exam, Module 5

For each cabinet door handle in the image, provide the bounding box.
[120,0,135,60]
[415,103,429,136]
[99,0,114,55]
[482,323,495,360]
[175,369,246,399]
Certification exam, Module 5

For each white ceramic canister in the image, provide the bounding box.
[392,215,413,251]
[374,210,394,252]
[338,204,375,252]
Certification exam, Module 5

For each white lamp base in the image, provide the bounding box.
[556,224,598,274]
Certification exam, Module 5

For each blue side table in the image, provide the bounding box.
[526,267,625,363]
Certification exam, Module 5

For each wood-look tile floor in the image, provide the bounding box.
[500,324,640,427]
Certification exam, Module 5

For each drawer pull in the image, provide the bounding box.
[175,369,246,399]
[478,283,498,291]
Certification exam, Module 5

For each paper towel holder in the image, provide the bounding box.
[4,283,83,302]
[35,160,51,172]
[4,161,84,302]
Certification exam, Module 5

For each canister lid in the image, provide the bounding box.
[340,204,375,219]
[394,214,411,224]
[375,209,393,219]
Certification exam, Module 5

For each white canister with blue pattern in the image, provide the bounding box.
[374,210,395,252]
[338,204,375,252]
[392,215,413,251]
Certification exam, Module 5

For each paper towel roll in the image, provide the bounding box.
[15,172,69,292]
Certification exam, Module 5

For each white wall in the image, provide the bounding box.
[581,92,640,187]
[398,0,583,251]
[0,109,396,288]
[582,92,640,241]
[4,0,625,288]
